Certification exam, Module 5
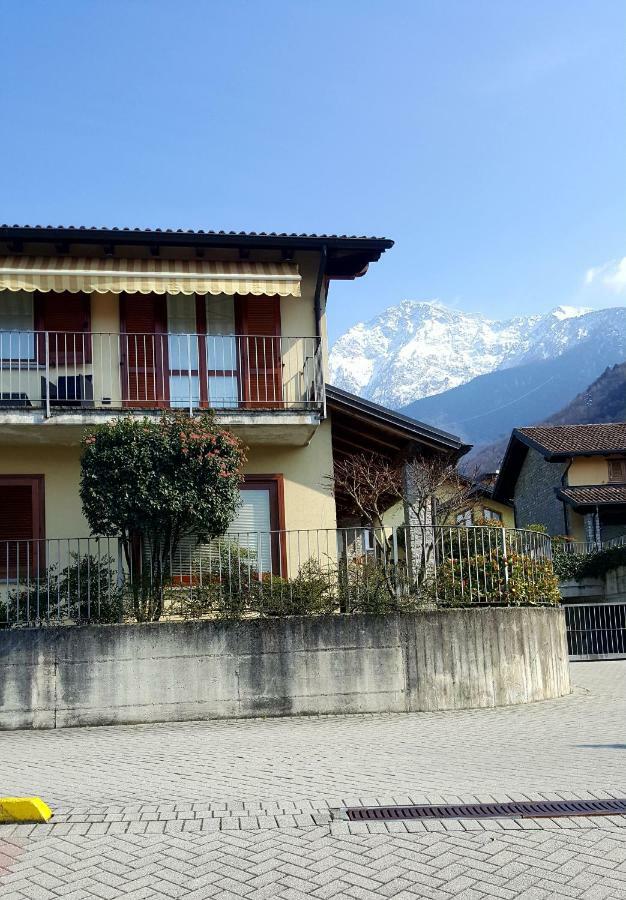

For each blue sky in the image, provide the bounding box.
[2,0,625,341]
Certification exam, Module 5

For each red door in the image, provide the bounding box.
[120,295,169,407]
[236,296,283,408]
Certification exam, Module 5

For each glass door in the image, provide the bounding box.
[205,296,238,408]
[166,295,200,408]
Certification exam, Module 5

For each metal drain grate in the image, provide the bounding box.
[343,798,626,821]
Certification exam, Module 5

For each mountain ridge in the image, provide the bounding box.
[329,300,604,410]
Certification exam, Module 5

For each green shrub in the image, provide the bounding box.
[253,561,336,617]
[80,411,245,621]
[1,552,124,625]
[428,548,560,607]
[553,544,626,583]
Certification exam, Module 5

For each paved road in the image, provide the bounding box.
[1,662,625,899]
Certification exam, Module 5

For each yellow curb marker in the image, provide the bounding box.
[0,797,53,824]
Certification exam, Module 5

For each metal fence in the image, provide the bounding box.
[0,525,556,626]
[0,331,323,413]
[563,602,626,660]
[554,535,626,555]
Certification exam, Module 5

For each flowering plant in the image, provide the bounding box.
[80,411,246,620]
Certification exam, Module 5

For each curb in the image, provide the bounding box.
[0,798,53,824]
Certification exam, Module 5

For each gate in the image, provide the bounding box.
[563,602,626,661]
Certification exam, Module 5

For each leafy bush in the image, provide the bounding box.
[428,548,560,607]
[1,553,124,625]
[253,561,336,617]
[337,557,423,614]
[80,411,245,621]
[553,544,626,583]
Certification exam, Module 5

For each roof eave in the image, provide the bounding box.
[0,225,394,256]
[326,384,469,457]
[492,432,528,502]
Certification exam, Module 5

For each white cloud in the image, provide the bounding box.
[585,257,626,293]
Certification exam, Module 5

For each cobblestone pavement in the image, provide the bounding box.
[1,661,625,898]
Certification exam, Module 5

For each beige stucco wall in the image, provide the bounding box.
[245,418,336,533]
[0,443,88,539]
[568,457,610,486]
[91,293,120,333]
[568,509,586,542]
[0,420,336,547]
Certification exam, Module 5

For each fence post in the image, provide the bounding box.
[116,538,125,590]
[44,332,51,418]
[501,527,509,591]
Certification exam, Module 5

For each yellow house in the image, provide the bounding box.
[493,424,626,544]
[0,224,468,583]
[453,473,514,528]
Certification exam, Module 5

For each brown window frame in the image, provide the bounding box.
[0,475,45,578]
[241,475,286,575]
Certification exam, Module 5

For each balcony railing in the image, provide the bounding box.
[0,331,323,414]
[0,525,557,626]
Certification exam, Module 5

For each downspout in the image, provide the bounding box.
[313,244,328,418]
[313,243,328,341]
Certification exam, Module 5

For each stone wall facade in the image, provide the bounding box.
[514,448,567,535]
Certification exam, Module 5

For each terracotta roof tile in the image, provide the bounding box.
[516,423,626,456]
[557,484,626,507]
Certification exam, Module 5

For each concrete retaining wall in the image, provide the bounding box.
[0,608,571,730]
[559,566,626,604]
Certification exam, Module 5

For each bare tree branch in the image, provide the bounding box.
[404,454,478,525]
[327,452,403,529]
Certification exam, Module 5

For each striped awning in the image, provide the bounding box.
[0,256,301,297]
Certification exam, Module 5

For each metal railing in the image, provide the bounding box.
[554,535,626,555]
[0,331,323,414]
[563,602,626,660]
[0,525,556,626]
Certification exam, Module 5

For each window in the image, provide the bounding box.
[205,296,238,408]
[166,295,199,407]
[608,459,626,483]
[0,291,34,360]
[483,508,503,522]
[224,487,273,572]
[0,476,44,578]
[174,476,284,579]
[165,294,238,409]
[456,509,473,526]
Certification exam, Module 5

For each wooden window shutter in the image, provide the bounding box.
[608,459,626,482]
[236,296,282,407]
[0,477,44,578]
[35,292,92,364]
[120,294,169,407]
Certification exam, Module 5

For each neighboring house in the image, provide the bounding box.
[493,424,626,543]
[454,473,514,528]
[0,224,467,579]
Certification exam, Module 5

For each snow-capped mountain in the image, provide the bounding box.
[329,300,610,409]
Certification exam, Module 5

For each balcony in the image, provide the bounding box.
[0,331,324,445]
